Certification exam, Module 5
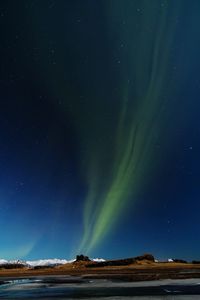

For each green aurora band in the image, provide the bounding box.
[79,0,181,253]
[29,0,183,255]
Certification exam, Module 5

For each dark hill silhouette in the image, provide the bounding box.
[86,253,155,268]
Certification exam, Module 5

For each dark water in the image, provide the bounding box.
[0,277,200,299]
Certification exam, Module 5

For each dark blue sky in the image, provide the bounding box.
[0,0,200,261]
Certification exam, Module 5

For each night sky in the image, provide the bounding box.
[1,0,200,261]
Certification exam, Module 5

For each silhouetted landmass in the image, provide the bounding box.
[135,254,155,262]
[172,259,188,264]
[1,253,200,282]
[87,253,155,268]
[76,255,90,262]
[0,263,25,269]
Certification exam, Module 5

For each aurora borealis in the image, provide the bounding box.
[80,0,180,253]
[1,0,200,260]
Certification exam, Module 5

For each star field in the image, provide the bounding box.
[0,0,200,261]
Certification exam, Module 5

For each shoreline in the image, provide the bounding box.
[1,263,200,282]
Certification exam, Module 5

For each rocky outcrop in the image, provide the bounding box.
[76,255,91,262]
[86,253,155,268]
[134,254,155,262]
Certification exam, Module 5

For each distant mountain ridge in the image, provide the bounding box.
[0,258,105,267]
[0,254,199,269]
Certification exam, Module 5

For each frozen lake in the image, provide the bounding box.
[0,276,200,299]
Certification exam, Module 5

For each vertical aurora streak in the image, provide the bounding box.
[80,0,181,253]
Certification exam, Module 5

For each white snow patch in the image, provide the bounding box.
[92,258,105,262]
[0,259,25,265]
[0,259,8,264]
[26,259,75,267]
